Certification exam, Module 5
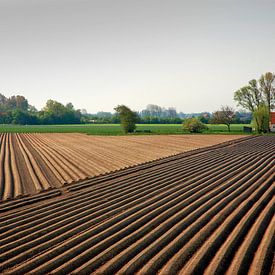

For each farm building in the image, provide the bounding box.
[270,112,275,132]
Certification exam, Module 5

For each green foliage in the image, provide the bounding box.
[234,72,274,131]
[182,118,208,133]
[11,109,39,125]
[0,94,82,125]
[198,115,210,124]
[0,94,29,112]
[114,105,138,133]
[259,72,275,112]
[234,80,262,112]
[39,100,81,124]
[252,104,269,133]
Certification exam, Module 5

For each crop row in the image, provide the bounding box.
[0,135,274,274]
[0,133,245,201]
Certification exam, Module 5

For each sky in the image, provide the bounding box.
[0,0,274,113]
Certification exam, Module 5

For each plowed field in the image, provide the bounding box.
[0,135,274,274]
[0,133,244,201]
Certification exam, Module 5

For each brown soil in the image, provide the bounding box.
[0,133,245,201]
[0,136,274,275]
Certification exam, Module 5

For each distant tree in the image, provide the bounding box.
[198,113,211,124]
[166,107,178,118]
[146,104,163,117]
[0,94,8,110]
[40,99,81,124]
[211,106,235,132]
[183,118,208,133]
[234,111,252,124]
[28,105,38,113]
[7,95,29,111]
[66,102,74,110]
[114,105,138,133]
[80,109,88,115]
[0,94,29,111]
[11,109,39,125]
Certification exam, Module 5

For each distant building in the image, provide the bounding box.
[270,112,275,132]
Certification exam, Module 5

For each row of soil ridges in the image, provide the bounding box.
[0,135,274,274]
[0,135,252,212]
[0,133,245,201]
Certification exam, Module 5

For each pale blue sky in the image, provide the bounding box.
[0,0,274,113]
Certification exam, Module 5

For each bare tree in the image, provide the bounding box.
[211,106,235,132]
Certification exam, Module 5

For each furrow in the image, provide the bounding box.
[179,173,274,275]
[14,134,43,193]
[0,148,237,230]
[0,148,262,253]
[6,151,273,274]
[9,134,23,198]
[3,134,13,200]
[248,215,275,275]
[158,169,273,275]
[137,160,273,274]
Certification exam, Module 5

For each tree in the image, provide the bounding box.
[234,72,275,132]
[198,113,211,124]
[253,104,269,133]
[234,80,262,112]
[0,94,29,111]
[7,95,29,111]
[183,118,208,133]
[259,72,275,114]
[211,106,235,132]
[114,105,138,133]
[40,99,81,124]
[11,109,38,125]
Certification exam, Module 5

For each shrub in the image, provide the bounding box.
[183,118,208,133]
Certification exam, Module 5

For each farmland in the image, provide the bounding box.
[0,135,274,274]
[0,123,251,134]
[0,133,243,201]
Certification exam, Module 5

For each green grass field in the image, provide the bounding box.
[0,124,252,135]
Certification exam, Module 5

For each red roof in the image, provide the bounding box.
[270,112,275,124]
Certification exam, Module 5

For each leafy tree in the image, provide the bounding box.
[183,118,208,133]
[114,105,138,133]
[234,80,262,112]
[259,72,275,114]
[11,109,39,125]
[234,72,274,132]
[40,100,81,124]
[211,106,235,132]
[253,104,269,133]
[7,95,29,111]
[0,94,29,111]
[0,94,8,110]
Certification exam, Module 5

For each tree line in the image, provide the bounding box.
[115,72,274,133]
[0,93,251,126]
[0,71,273,132]
[0,94,82,125]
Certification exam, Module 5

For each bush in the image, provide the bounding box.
[114,105,138,133]
[183,118,208,133]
